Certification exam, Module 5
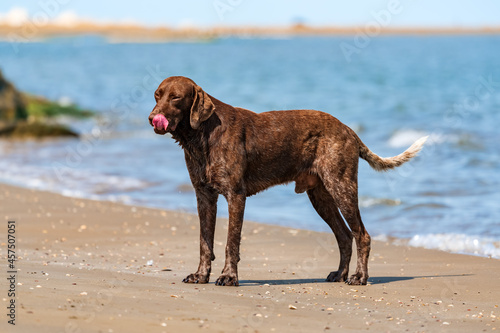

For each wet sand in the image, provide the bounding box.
[1,183,498,332]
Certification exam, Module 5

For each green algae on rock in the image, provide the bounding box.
[0,70,92,139]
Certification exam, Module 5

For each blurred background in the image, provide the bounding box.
[0,1,499,258]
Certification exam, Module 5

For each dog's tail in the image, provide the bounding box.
[358,135,428,171]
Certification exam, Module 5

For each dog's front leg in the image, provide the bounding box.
[215,191,246,286]
[183,186,218,284]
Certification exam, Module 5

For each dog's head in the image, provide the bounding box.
[148,76,215,135]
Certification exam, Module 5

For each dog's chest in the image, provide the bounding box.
[204,154,241,193]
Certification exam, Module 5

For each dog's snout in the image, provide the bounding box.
[148,112,156,126]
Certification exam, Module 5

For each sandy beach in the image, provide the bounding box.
[1,182,498,332]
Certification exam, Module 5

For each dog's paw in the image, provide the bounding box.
[182,272,209,284]
[215,273,239,286]
[326,271,347,283]
[346,273,368,285]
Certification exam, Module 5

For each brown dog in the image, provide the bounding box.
[148,76,427,286]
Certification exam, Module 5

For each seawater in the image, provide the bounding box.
[1,36,499,258]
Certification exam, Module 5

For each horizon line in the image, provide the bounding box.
[1,22,500,44]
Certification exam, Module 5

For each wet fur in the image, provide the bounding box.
[149,76,427,286]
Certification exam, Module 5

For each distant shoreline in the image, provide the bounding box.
[2,23,500,43]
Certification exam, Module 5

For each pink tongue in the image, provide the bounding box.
[152,114,169,131]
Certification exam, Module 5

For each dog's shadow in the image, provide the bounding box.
[238,274,472,286]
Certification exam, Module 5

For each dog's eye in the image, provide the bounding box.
[171,97,181,101]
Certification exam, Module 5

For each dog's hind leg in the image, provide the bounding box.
[320,175,371,285]
[338,199,371,285]
[316,146,371,285]
[307,182,353,282]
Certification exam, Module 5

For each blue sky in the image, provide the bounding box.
[0,0,499,28]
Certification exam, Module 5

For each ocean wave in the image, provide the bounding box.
[374,233,500,259]
[408,233,500,259]
[403,202,450,211]
[388,129,436,148]
[388,129,483,151]
[359,196,401,208]
[0,160,150,202]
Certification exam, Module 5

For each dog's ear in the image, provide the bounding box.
[190,85,215,130]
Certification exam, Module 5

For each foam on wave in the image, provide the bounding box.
[408,233,500,258]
